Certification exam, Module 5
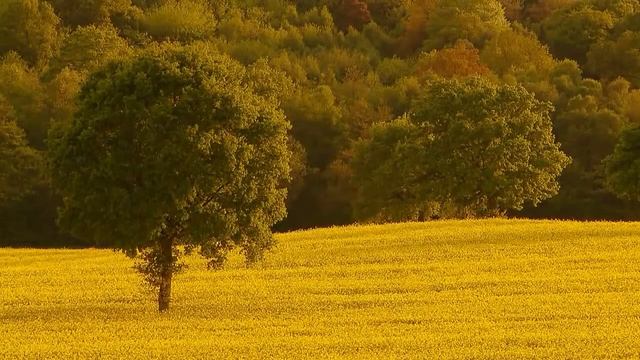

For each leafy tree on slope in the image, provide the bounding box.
[352,77,570,221]
[50,45,291,311]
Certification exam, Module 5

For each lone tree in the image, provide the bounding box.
[605,127,640,201]
[50,45,291,312]
[352,77,570,221]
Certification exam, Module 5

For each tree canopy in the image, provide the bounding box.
[0,96,43,204]
[49,44,291,310]
[0,0,60,67]
[606,126,640,201]
[352,77,570,220]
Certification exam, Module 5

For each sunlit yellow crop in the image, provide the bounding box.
[2,219,640,359]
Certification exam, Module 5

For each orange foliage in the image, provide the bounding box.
[334,0,372,31]
[415,40,492,79]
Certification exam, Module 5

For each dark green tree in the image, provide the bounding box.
[0,53,49,148]
[141,0,216,41]
[0,97,43,204]
[0,0,61,67]
[587,30,640,86]
[423,0,509,50]
[605,126,640,201]
[352,77,570,220]
[47,24,132,77]
[49,0,134,27]
[541,3,614,64]
[50,45,291,311]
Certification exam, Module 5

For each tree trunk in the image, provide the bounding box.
[158,236,174,312]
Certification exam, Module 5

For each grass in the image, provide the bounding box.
[2,219,640,359]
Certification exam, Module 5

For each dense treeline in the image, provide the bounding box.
[2,0,640,247]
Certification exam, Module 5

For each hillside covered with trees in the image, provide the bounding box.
[3,0,640,247]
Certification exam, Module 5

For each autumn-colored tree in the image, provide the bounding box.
[500,0,524,21]
[593,0,640,18]
[333,0,372,31]
[416,40,492,80]
[606,126,640,201]
[365,0,407,30]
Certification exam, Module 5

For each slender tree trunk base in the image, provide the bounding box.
[158,237,174,312]
[158,272,172,312]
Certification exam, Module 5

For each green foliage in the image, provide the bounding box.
[588,30,640,86]
[352,117,432,221]
[353,77,570,220]
[50,45,291,308]
[0,96,43,204]
[593,0,640,18]
[423,0,509,50]
[0,53,49,148]
[542,3,615,64]
[416,40,492,80]
[0,0,60,67]
[0,54,79,248]
[333,0,371,31]
[481,27,559,101]
[46,68,84,127]
[141,0,217,41]
[48,24,132,76]
[49,0,135,27]
[524,0,578,23]
[526,74,640,220]
[481,27,555,78]
[606,126,640,201]
[556,94,627,171]
[376,56,411,85]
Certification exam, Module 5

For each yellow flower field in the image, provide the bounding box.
[2,219,640,359]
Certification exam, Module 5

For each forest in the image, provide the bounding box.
[3,0,640,248]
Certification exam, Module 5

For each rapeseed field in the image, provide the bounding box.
[2,219,640,359]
